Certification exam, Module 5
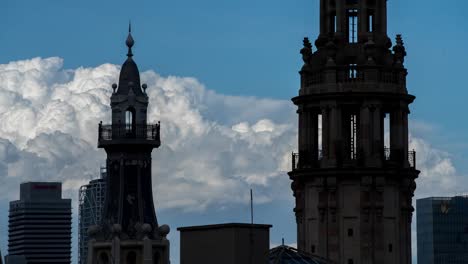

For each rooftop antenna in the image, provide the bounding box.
[249,189,254,264]
[250,189,254,224]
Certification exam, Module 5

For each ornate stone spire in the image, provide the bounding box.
[115,23,143,96]
[126,22,134,57]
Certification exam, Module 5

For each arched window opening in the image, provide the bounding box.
[98,252,109,264]
[125,108,135,133]
[127,251,137,264]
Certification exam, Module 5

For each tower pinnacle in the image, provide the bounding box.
[126,22,134,57]
[90,27,169,264]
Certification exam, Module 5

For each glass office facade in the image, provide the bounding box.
[417,196,468,264]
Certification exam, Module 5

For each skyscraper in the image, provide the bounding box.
[78,168,107,264]
[289,0,419,263]
[7,182,72,264]
[417,196,468,264]
[87,26,170,264]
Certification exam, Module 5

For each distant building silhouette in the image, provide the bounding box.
[289,0,419,263]
[269,244,330,264]
[78,168,107,264]
[87,26,170,264]
[417,196,468,263]
[6,182,71,264]
[177,223,271,264]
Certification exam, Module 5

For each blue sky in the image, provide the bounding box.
[2,0,467,135]
[1,1,468,263]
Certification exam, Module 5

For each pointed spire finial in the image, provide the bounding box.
[126,21,134,57]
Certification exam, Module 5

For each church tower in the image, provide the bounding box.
[289,0,419,263]
[87,27,170,264]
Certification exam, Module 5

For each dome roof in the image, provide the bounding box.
[269,245,333,264]
[116,57,143,96]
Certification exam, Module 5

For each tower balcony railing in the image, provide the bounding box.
[98,123,160,142]
[292,150,323,170]
[291,148,416,170]
[383,147,416,168]
[303,66,404,87]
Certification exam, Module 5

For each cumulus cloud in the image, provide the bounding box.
[0,57,466,263]
[0,57,464,215]
[0,57,297,212]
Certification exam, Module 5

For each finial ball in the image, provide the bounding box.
[112,83,117,89]
[142,84,147,90]
[158,224,170,237]
[126,34,135,48]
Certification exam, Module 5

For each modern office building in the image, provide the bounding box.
[78,168,107,264]
[288,0,419,263]
[417,196,468,264]
[7,182,72,264]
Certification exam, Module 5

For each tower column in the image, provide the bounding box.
[329,104,342,165]
[320,0,326,34]
[371,105,384,165]
[301,109,320,164]
[359,103,372,164]
[376,0,388,34]
[358,0,368,35]
[390,106,408,165]
[335,0,345,35]
[299,108,319,167]
[321,105,331,163]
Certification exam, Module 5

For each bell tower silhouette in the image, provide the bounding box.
[88,26,170,264]
[289,0,419,263]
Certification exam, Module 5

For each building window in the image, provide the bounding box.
[348,9,358,43]
[368,14,374,32]
[349,64,357,79]
[318,114,323,156]
[384,112,390,150]
[311,245,316,253]
[348,259,354,264]
[333,14,337,33]
[389,243,393,252]
[125,110,133,126]
[350,114,358,159]
[125,108,135,133]
[348,228,354,237]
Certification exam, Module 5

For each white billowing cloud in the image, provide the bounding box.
[410,135,465,198]
[0,57,296,212]
[0,57,464,217]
